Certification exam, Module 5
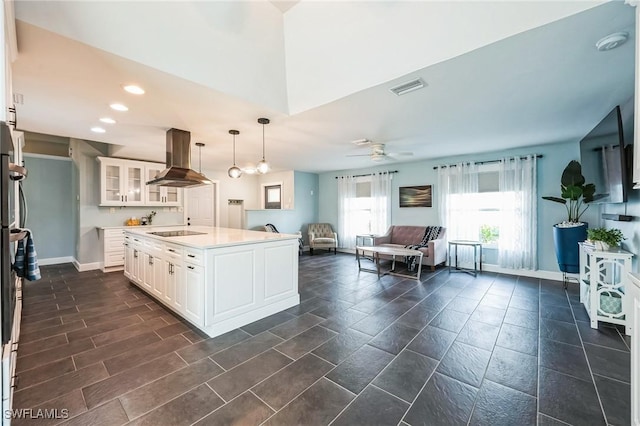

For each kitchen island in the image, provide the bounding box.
[123,226,300,338]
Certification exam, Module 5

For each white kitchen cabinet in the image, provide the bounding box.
[98,157,145,206]
[102,229,125,272]
[145,163,182,206]
[123,238,134,280]
[184,262,204,326]
[142,252,154,292]
[635,4,640,189]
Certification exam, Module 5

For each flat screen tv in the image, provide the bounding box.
[579,105,630,204]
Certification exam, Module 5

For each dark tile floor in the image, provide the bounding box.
[11,253,631,425]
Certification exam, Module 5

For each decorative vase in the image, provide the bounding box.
[552,222,588,273]
[593,241,610,251]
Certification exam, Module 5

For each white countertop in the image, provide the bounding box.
[124,226,300,249]
[98,224,185,230]
[629,272,640,290]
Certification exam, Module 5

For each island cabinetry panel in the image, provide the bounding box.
[123,229,299,337]
[211,248,257,319]
[264,244,297,301]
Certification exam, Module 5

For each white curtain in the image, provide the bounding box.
[498,155,537,269]
[438,162,479,240]
[337,175,357,249]
[370,172,392,235]
[438,163,479,264]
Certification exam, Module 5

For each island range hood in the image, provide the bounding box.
[146,128,212,187]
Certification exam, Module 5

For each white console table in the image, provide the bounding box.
[628,273,640,426]
[579,243,633,336]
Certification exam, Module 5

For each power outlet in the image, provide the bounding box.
[109,208,115,214]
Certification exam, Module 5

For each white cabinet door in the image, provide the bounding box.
[151,255,164,298]
[98,158,146,206]
[163,259,175,304]
[132,246,143,284]
[124,241,134,279]
[145,163,182,206]
[184,263,204,326]
[173,262,184,311]
[142,252,154,291]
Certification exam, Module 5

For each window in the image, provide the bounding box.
[264,184,281,209]
[448,190,516,248]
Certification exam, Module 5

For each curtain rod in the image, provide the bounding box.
[432,154,543,170]
[335,170,398,179]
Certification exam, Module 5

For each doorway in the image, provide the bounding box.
[185,182,218,226]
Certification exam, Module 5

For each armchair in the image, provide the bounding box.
[308,223,338,255]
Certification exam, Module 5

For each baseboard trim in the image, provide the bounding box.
[480,264,567,282]
[38,256,74,266]
[72,260,102,272]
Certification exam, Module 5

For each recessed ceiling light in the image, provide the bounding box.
[99,117,116,124]
[123,85,145,95]
[109,103,128,111]
[91,127,106,133]
[596,32,629,51]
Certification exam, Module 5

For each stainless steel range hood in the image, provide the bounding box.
[146,128,212,188]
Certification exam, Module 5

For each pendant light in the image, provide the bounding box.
[227,130,242,178]
[256,117,270,174]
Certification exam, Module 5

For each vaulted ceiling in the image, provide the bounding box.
[10,1,635,173]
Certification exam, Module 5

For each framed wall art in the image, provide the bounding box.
[399,185,432,208]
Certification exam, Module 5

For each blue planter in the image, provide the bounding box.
[553,223,587,273]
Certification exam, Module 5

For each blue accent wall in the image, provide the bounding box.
[318,141,590,272]
[22,156,75,260]
[245,171,319,244]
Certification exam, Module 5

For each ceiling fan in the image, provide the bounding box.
[347,141,413,162]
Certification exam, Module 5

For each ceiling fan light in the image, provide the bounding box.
[256,160,270,174]
[228,165,242,178]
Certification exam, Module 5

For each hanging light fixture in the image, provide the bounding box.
[227,130,242,178]
[256,117,270,174]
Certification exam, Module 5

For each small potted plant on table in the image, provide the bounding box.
[586,227,625,251]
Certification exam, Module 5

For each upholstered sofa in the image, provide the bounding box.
[372,225,447,271]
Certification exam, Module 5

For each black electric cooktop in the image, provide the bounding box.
[148,230,207,237]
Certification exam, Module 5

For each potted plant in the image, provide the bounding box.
[542,160,603,273]
[586,227,625,251]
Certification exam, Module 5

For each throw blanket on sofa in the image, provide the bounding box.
[265,223,303,253]
[404,226,443,271]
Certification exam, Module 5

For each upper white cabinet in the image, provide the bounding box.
[145,163,182,206]
[98,157,145,206]
[98,157,182,206]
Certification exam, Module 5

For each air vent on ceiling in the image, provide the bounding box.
[390,78,426,96]
[351,138,371,146]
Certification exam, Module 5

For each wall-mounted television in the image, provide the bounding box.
[579,105,631,204]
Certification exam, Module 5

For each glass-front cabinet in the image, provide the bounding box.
[145,163,181,206]
[98,157,145,206]
[98,157,182,207]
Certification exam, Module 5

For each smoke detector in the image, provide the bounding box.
[596,32,629,51]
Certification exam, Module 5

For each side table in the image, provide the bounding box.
[448,240,482,277]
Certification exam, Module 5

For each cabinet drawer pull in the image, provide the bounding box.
[187,254,195,258]
[168,249,176,253]
[149,256,154,265]
[187,265,194,270]
[134,249,138,258]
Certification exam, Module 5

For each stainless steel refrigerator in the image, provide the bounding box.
[1,122,26,345]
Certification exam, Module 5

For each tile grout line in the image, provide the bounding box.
[567,286,608,425]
